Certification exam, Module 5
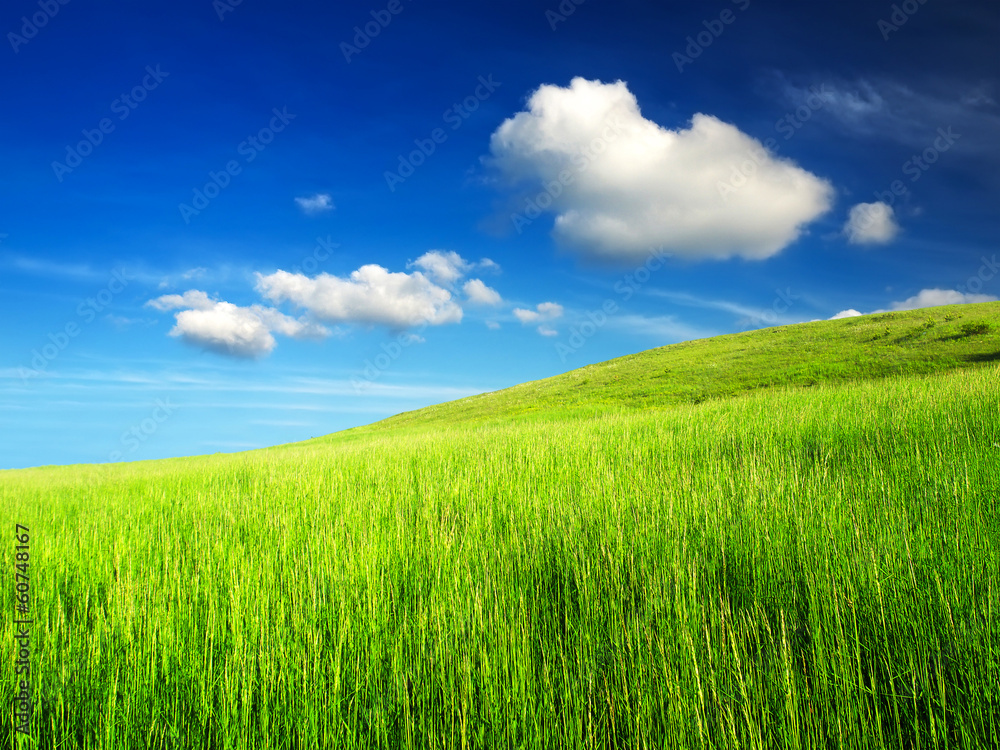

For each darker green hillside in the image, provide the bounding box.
[333,301,999,435]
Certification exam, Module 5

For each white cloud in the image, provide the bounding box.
[463,278,503,306]
[489,77,833,262]
[295,193,335,214]
[537,302,563,317]
[829,309,863,320]
[485,320,501,330]
[409,250,471,284]
[844,202,899,245]
[513,302,563,324]
[513,301,563,335]
[147,290,215,311]
[889,288,996,311]
[478,258,502,274]
[255,264,462,328]
[408,251,499,285]
[170,305,275,358]
[146,291,329,358]
[831,289,996,319]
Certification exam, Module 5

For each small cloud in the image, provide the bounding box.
[829,309,864,320]
[295,193,335,215]
[486,320,501,330]
[408,250,472,285]
[844,202,899,245]
[514,307,550,323]
[514,302,563,335]
[256,264,462,328]
[146,290,329,359]
[478,258,502,274]
[463,278,503,306]
[147,290,215,312]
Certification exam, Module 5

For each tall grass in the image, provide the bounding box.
[2,366,998,748]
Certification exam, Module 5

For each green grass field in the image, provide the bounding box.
[3,303,999,749]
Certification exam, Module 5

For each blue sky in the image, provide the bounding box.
[2,0,998,469]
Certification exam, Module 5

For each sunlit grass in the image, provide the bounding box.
[2,361,998,748]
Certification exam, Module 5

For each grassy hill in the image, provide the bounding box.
[330,300,1000,436]
[2,302,998,750]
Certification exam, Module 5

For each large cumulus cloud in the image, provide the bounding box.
[489,77,834,262]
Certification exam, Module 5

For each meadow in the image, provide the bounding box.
[2,303,999,749]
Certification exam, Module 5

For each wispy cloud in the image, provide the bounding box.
[0,254,105,281]
[606,313,713,342]
[774,73,1000,155]
[647,289,803,327]
[295,193,335,214]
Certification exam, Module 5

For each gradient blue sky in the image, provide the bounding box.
[2,0,998,469]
